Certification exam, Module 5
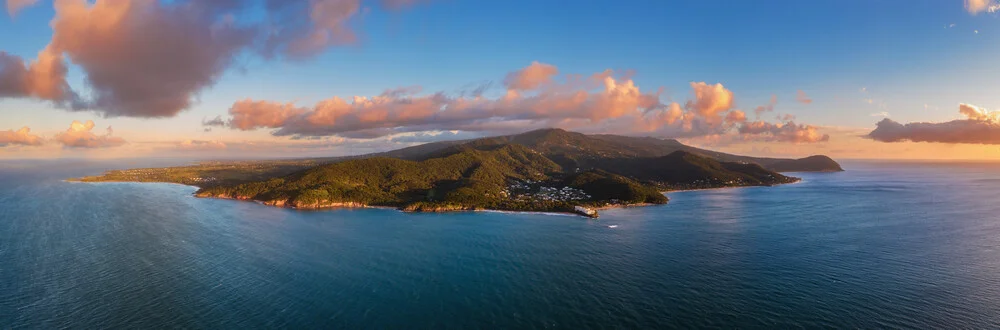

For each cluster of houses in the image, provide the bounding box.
[104,169,165,181]
[101,168,218,184]
[508,181,592,203]
[665,177,754,190]
[535,186,591,201]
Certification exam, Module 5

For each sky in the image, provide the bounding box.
[1,0,1000,160]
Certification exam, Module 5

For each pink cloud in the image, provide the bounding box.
[796,90,812,104]
[177,139,226,151]
[503,61,559,91]
[0,0,424,118]
[738,121,830,143]
[868,103,1000,144]
[226,99,307,130]
[0,126,42,146]
[966,0,1000,14]
[685,82,734,125]
[271,0,362,58]
[55,120,126,148]
[210,62,828,143]
[380,0,428,10]
[725,110,748,124]
[5,0,38,17]
[0,50,76,105]
[754,95,777,117]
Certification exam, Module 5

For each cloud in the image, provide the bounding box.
[55,120,126,148]
[737,121,830,143]
[381,85,423,98]
[0,126,42,146]
[203,115,227,127]
[379,0,427,10]
[796,90,812,104]
[457,81,494,98]
[388,131,478,143]
[0,0,425,118]
[753,95,777,117]
[725,110,747,124]
[503,61,558,91]
[966,0,1000,14]
[870,111,890,118]
[228,99,307,130]
[177,139,226,151]
[867,103,1000,144]
[263,0,361,59]
[5,0,38,16]
[0,51,77,105]
[217,64,664,137]
[958,103,998,121]
[685,82,734,124]
[41,0,264,118]
[207,62,827,143]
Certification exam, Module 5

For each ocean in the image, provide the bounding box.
[2,159,1000,328]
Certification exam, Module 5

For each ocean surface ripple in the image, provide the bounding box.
[2,160,1000,328]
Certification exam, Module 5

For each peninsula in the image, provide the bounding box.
[74,129,842,217]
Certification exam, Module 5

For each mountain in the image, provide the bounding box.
[766,155,844,172]
[197,143,650,215]
[194,128,817,217]
[591,150,795,188]
[79,128,840,217]
[371,128,843,173]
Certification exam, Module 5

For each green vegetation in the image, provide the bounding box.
[593,151,798,190]
[387,128,844,173]
[562,170,668,204]
[72,159,326,188]
[195,133,798,216]
[74,128,840,217]
[198,144,573,211]
[767,155,844,172]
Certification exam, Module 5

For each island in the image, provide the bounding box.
[73,128,843,218]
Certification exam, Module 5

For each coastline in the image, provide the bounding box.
[64,179,202,190]
[591,203,656,210]
[663,178,803,194]
[69,177,803,218]
[201,193,599,218]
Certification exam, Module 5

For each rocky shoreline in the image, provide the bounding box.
[75,177,804,219]
[193,182,786,219]
[196,192,608,218]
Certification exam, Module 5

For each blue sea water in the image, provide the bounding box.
[2,159,1000,328]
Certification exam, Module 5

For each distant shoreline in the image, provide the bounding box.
[663,178,803,194]
[64,179,201,190]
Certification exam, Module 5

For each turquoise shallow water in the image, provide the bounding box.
[2,159,1000,328]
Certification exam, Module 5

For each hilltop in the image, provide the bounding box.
[373,128,843,173]
[766,155,844,172]
[76,128,841,217]
[196,144,670,215]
